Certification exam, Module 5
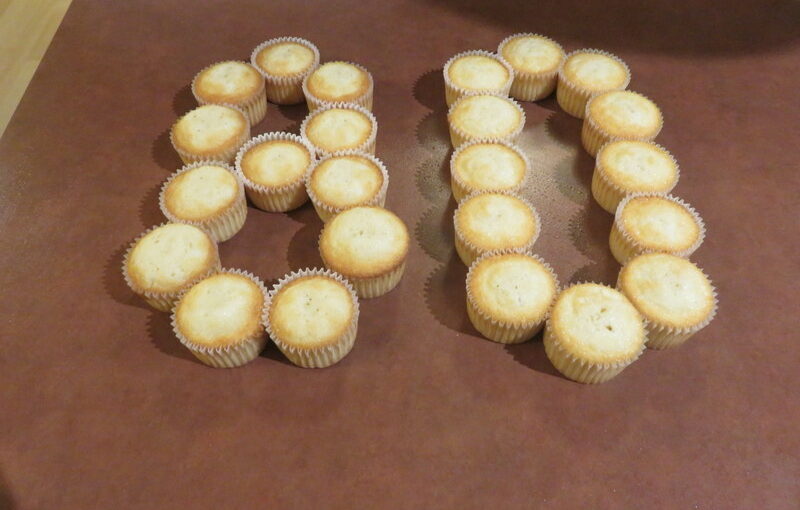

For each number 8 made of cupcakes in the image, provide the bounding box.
[122,33,717,382]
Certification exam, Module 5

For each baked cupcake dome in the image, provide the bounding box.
[453,191,541,266]
[170,103,250,164]
[582,90,663,157]
[610,193,705,265]
[265,268,360,368]
[251,36,320,105]
[544,283,645,384]
[450,139,530,202]
[305,150,389,222]
[618,253,717,350]
[557,49,630,119]
[191,61,267,125]
[123,223,220,312]
[497,33,565,102]
[466,249,559,344]
[443,50,514,106]
[318,206,409,298]
[159,161,247,243]
[592,140,679,213]
[447,94,525,148]
[234,132,316,212]
[302,61,374,111]
[172,269,267,368]
[300,102,377,156]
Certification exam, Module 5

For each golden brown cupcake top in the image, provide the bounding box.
[255,41,316,77]
[305,62,371,103]
[455,193,538,252]
[240,138,312,188]
[499,34,564,75]
[618,195,701,253]
[309,154,384,210]
[163,164,239,221]
[303,106,374,154]
[598,141,678,192]
[193,61,263,104]
[561,51,629,91]
[588,90,662,139]
[452,142,527,193]
[447,53,511,91]
[171,105,248,157]
[448,95,523,140]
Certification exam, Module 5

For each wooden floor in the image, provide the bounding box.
[0,0,72,138]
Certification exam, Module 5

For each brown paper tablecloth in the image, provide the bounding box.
[1,1,799,508]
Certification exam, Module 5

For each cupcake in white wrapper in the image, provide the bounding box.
[447,93,525,148]
[191,61,267,125]
[251,36,320,105]
[442,50,514,106]
[557,49,630,119]
[302,61,374,111]
[170,103,250,164]
[582,90,663,157]
[300,102,377,157]
[450,138,530,202]
[497,33,565,102]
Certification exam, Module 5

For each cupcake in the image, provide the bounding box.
[544,283,645,384]
[466,249,559,344]
[450,139,529,202]
[497,33,565,102]
[443,50,514,106]
[592,140,679,213]
[582,90,663,157]
[172,269,267,368]
[306,150,388,222]
[170,104,250,164]
[610,193,705,265]
[235,132,315,212]
[122,223,220,312]
[159,161,247,242]
[302,61,373,111]
[447,94,525,148]
[191,61,267,125]
[454,191,540,266]
[251,36,320,105]
[265,268,359,368]
[300,102,377,157]
[318,206,409,298]
[557,49,630,118]
[618,253,717,350]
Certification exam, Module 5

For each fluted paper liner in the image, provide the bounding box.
[301,60,374,111]
[170,103,251,164]
[305,150,389,222]
[447,93,525,148]
[442,50,514,107]
[171,268,268,368]
[556,49,631,119]
[465,248,560,344]
[191,60,267,125]
[449,138,531,202]
[121,222,221,312]
[250,36,320,105]
[497,33,565,102]
[264,268,360,368]
[300,102,378,157]
[582,90,664,157]
[234,132,316,212]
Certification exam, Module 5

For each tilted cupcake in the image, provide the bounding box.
[191,61,267,125]
[122,223,220,312]
[544,283,645,384]
[306,151,388,222]
[610,193,705,265]
[592,140,679,213]
[172,269,267,368]
[454,191,540,266]
[159,161,247,243]
[450,139,530,202]
[618,253,717,350]
[300,102,377,157]
[443,50,514,106]
[265,268,359,368]
[582,90,663,157]
[497,33,565,102]
[251,36,320,105]
[318,206,409,298]
[302,61,374,111]
[447,94,525,148]
[466,250,559,344]
[170,104,249,164]
[557,49,630,118]
[235,132,315,212]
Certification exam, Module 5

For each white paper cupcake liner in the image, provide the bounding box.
[345,260,406,299]
[170,268,268,368]
[170,103,251,164]
[302,60,374,111]
[465,248,560,344]
[442,50,514,107]
[582,90,664,157]
[305,150,389,222]
[299,102,378,157]
[250,36,321,105]
[556,49,631,119]
[191,60,268,125]
[449,138,531,202]
[447,93,526,148]
[121,222,221,312]
[264,268,360,368]
[234,132,316,212]
[497,33,565,102]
